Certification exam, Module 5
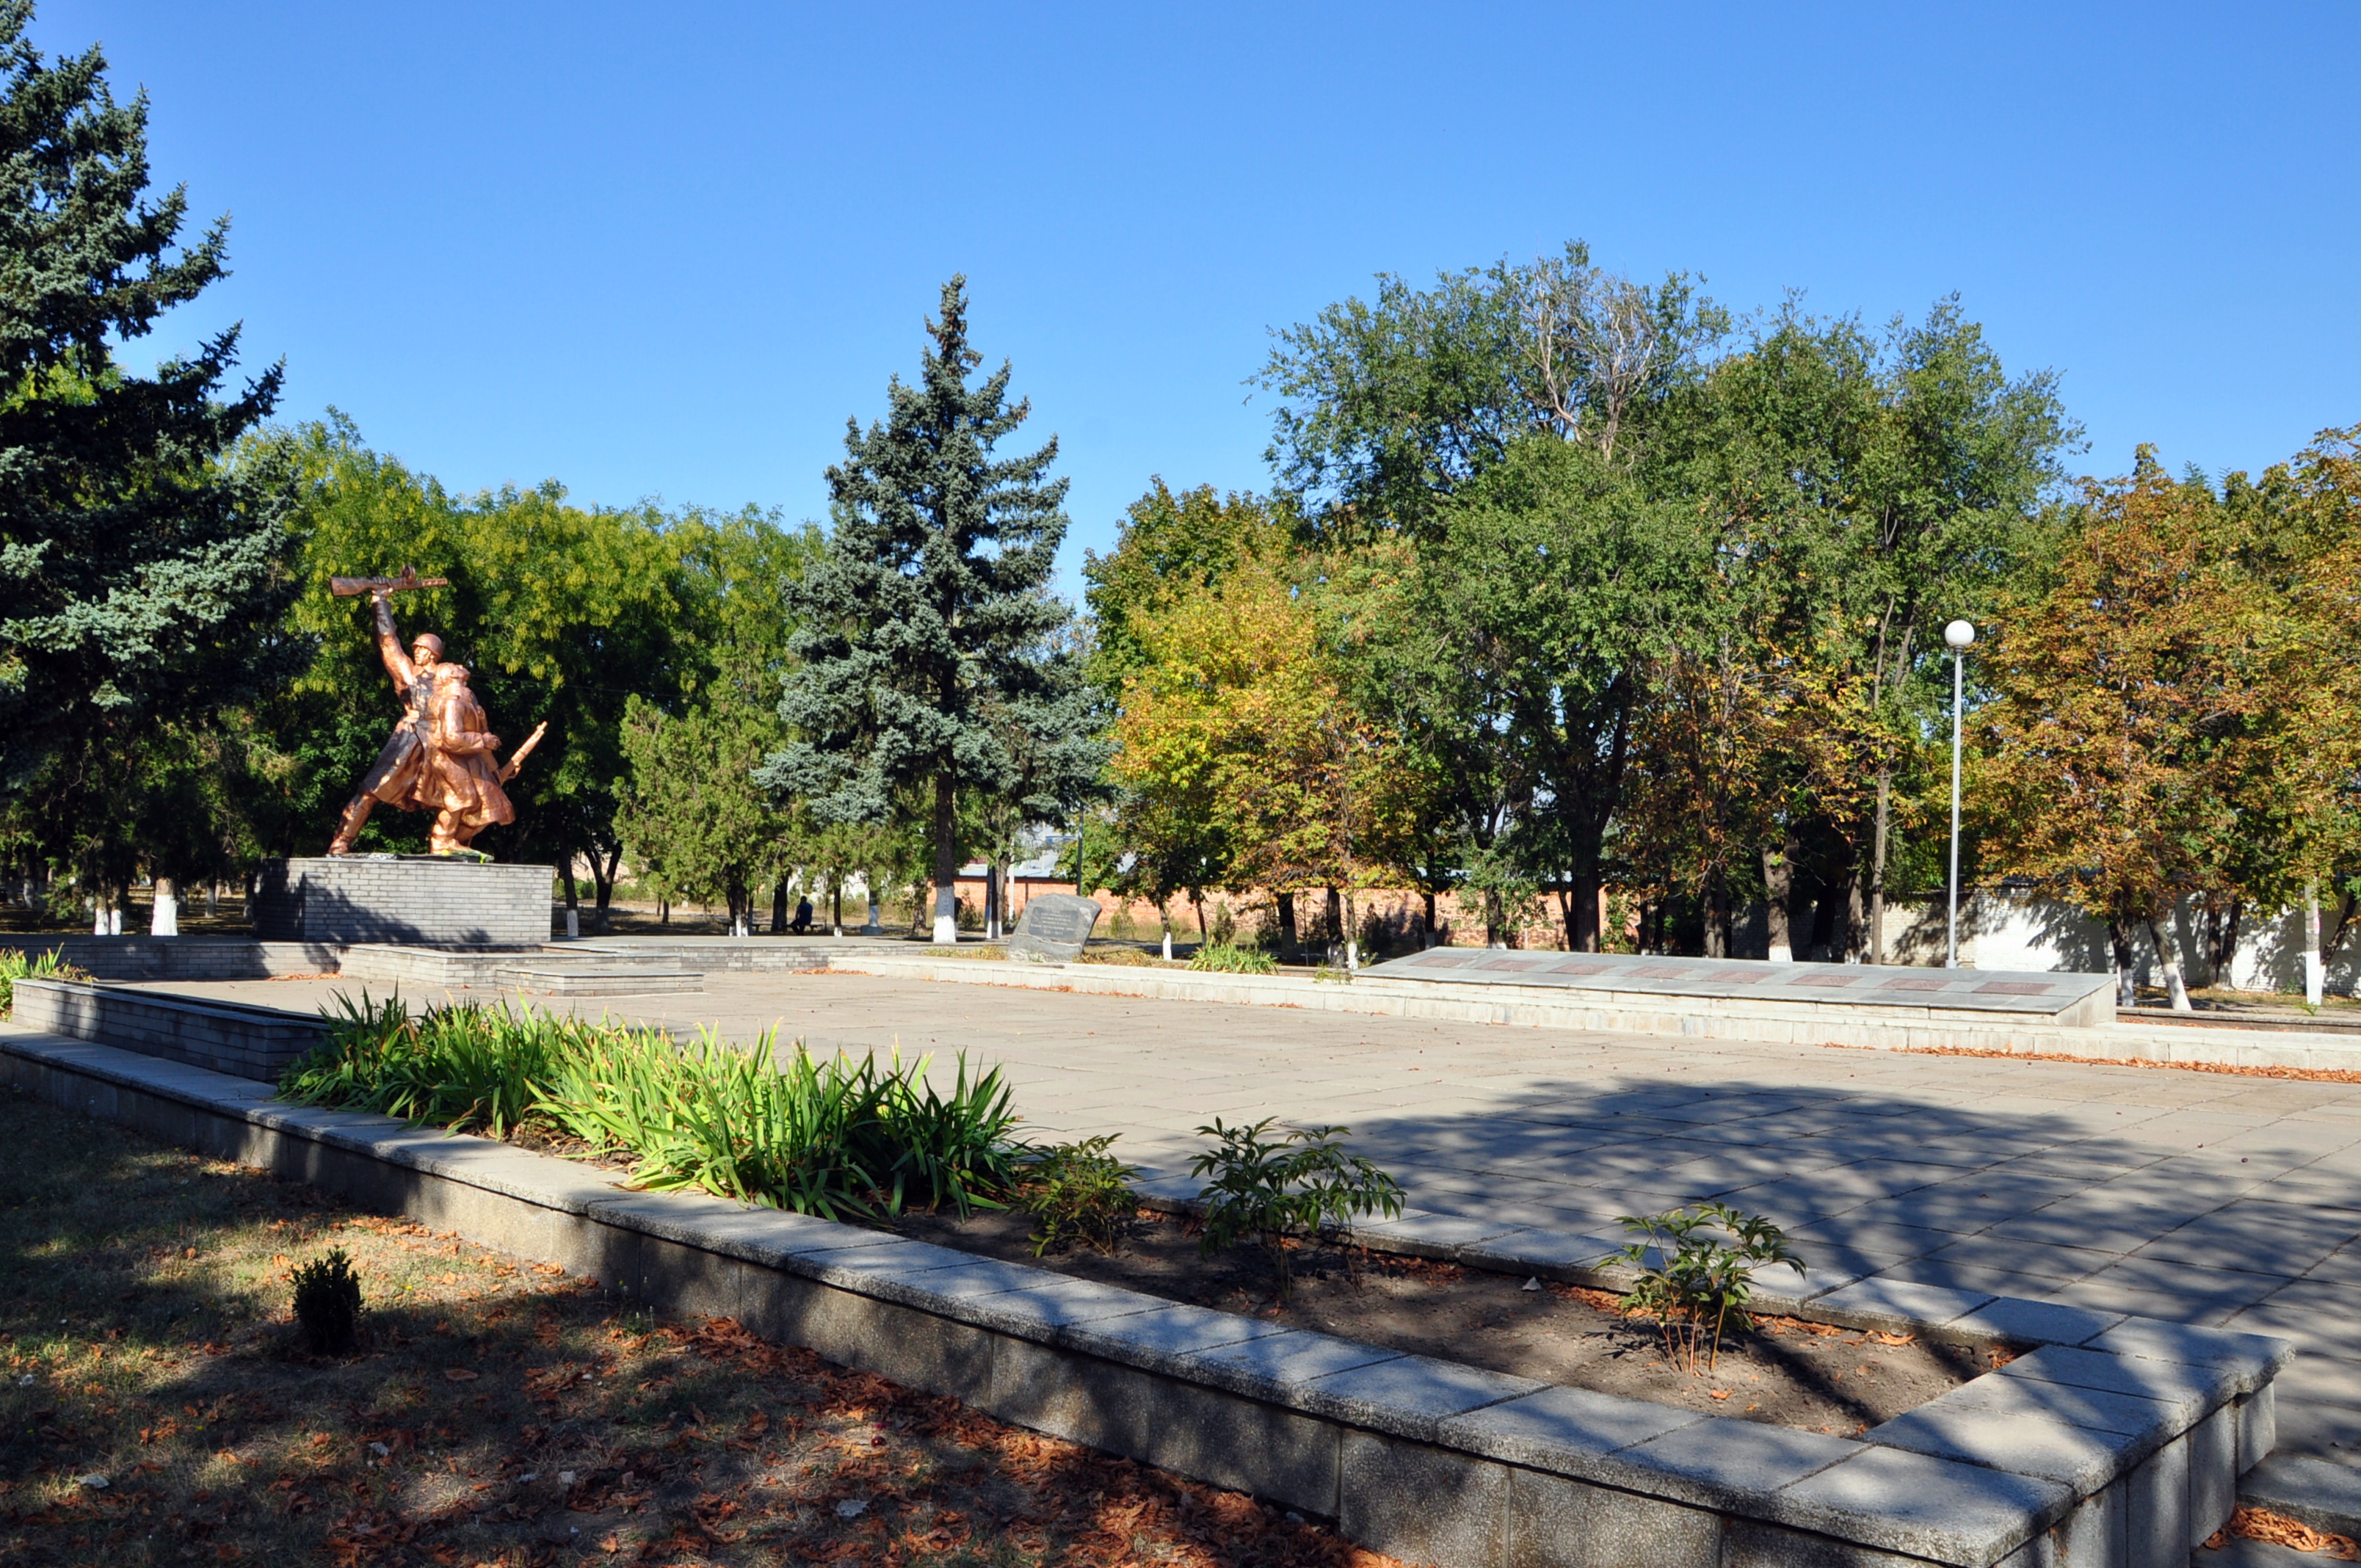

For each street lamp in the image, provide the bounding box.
[1944,620,1976,968]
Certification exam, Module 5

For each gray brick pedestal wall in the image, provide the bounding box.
[251,857,552,946]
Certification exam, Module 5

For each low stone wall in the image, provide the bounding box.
[0,1023,2288,1568]
[11,979,327,1080]
[0,935,340,981]
[832,954,2361,1073]
[252,857,554,946]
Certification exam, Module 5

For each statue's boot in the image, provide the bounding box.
[327,794,377,855]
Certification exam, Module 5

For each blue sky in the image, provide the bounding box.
[39,1,2360,592]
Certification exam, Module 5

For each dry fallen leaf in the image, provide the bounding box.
[1708,1390,1732,1401]
[443,1368,479,1383]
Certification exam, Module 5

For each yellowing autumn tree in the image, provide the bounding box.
[1976,449,2336,1007]
[1111,552,1415,961]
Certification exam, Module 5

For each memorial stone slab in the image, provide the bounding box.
[1007,893,1101,963]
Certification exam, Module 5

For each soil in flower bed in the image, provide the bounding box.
[895,1208,1991,1437]
[0,1086,1395,1568]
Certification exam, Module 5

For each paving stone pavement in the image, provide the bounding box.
[139,968,2361,1483]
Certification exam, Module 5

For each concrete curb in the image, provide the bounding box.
[829,954,2361,1074]
[1,1021,2287,1568]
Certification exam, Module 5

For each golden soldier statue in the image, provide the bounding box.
[324,570,544,856]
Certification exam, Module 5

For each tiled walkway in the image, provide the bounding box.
[147,968,2361,1470]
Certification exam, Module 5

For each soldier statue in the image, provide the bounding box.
[325,570,543,857]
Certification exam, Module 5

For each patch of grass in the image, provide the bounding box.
[282,996,1029,1220]
[1186,944,1278,976]
[0,1086,1393,1568]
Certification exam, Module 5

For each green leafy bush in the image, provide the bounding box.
[1017,1136,1140,1256]
[1187,943,1278,975]
[0,948,83,1019]
[282,995,1029,1222]
[290,1248,363,1354]
[1190,1117,1403,1299]
[1605,1203,1804,1374]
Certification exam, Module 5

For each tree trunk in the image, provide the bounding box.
[1421,888,1437,948]
[1762,842,1794,963]
[2202,899,2241,987]
[563,861,580,940]
[1571,860,1603,952]
[932,773,959,945]
[1343,883,1360,970]
[150,876,178,937]
[833,882,844,938]
[984,859,999,940]
[595,847,621,934]
[1844,873,1865,964]
[1278,891,1299,959]
[1326,886,1344,958]
[2108,919,2136,1006]
[1868,768,1890,964]
[2307,882,2326,1006]
[2150,911,2193,1012]
[1703,870,1728,959]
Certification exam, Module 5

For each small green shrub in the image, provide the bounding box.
[1017,1135,1140,1256]
[290,1248,363,1354]
[0,948,83,1019]
[1187,943,1278,975]
[1605,1203,1804,1374]
[1190,1117,1403,1299]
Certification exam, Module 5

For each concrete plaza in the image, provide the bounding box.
[141,966,2361,1473]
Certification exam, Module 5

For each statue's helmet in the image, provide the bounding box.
[412,631,445,661]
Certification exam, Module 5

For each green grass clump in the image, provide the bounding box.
[281,995,1027,1222]
[0,948,82,1018]
[1186,943,1278,975]
[281,992,560,1136]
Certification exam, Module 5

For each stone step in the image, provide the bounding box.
[2238,1452,2361,1538]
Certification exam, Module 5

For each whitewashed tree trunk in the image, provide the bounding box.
[2150,912,2193,1012]
[1161,929,1172,962]
[2308,882,2326,1007]
[150,879,179,937]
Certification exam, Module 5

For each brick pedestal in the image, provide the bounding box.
[250,857,552,946]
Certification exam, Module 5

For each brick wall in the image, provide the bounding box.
[251,857,553,947]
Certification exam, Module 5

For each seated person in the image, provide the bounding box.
[791,896,813,934]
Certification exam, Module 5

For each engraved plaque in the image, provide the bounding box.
[1006,893,1103,963]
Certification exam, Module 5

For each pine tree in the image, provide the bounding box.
[0,1,294,793]
[763,277,1078,944]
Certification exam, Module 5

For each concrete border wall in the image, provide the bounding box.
[831,954,2361,1072]
[12,979,327,1079]
[0,935,339,981]
[0,1023,2288,1568]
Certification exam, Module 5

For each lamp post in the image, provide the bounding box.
[1944,620,1976,968]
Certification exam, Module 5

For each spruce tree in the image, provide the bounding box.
[764,277,1074,944]
[0,1,294,793]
